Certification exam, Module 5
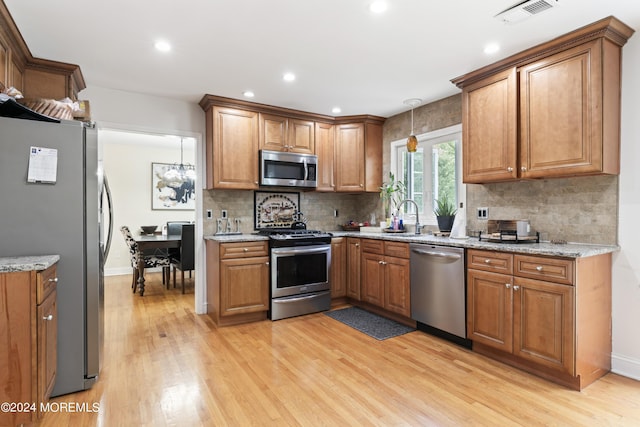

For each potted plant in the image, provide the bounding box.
[434,194,457,232]
[379,172,406,222]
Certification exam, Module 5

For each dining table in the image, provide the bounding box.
[133,234,181,296]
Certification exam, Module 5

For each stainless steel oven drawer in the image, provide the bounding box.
[270,290,331,321]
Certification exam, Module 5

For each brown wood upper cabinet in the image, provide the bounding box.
[315,122,336,191]
[452,16,634,184]
[259,113,315,154]
[334,120,383,192]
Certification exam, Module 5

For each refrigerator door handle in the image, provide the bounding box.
[103,174,114,260]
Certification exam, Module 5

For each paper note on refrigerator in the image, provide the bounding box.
[27,146,58,183]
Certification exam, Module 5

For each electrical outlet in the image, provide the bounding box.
[206,209,213,219]
[333,209,339,217]
[477,207,489,220]
[221,210,228,218]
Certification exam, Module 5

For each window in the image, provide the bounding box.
[390,124,463,225]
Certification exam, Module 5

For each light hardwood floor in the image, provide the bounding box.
[37,273,640,426]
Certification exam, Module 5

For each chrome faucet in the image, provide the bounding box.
[399,199,421,234]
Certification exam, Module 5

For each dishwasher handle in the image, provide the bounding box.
[411,248,462,261]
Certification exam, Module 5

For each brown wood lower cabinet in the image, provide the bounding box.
[330,237,347,301]
[206,240,270,326]
[467,249,611,390]
[346,238,361,300]
[0,263,57,426]
[360,239,411,317]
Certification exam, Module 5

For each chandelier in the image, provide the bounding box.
[403,98,421,153]
[163,137,196,184]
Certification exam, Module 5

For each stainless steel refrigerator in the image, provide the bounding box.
[0,115,112,396]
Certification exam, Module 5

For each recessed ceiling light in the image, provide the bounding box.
[369,1,388,13]
[283,72,296,82]
[154,40,171,52]
[243,91,255,98]
[484,43,500,54]
[332,107,342,114]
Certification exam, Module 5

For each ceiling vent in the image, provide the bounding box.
[494,0,560,24]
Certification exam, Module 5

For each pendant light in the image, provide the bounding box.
[163,137,196,185]
[403,98,421,153]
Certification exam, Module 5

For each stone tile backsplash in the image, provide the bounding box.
[466,175,619,245]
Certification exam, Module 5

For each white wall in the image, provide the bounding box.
[613,33,640,380]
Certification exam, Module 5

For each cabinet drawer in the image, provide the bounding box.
[514,255,574,285]
[37,264,57,304]
[384,241,409,258]
[467,249,513,274]
[361,239,384,254]
[220,241,269,259]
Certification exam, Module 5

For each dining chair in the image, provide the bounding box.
[120,226,171,293]
[170,223,195,294]
[166,221,191,260]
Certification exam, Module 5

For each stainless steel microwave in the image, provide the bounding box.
[259,150,317,188]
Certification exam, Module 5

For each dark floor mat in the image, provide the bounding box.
[324,307,415,340]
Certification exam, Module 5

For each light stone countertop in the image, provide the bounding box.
[204,232,618,258]
[0,255,60,273]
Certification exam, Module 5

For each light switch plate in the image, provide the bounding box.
[221,210,228,218]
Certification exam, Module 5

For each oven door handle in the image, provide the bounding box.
[271,245,330,256]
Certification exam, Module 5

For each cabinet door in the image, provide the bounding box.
[209,106,259,189]
[384,256,410,317]
[519,40,603,178]
[220,256,269,316]
[513,276,575,374]
[467,269,513,352]
[330,238,347,298]
[0,32,8,90]
[288,119,315,154]
[259,113,288,151]
[37,289,57,408]
[335,123,365,192]
[346,238,361,300]
[361,252,385,307]
[462,68,518,183]
[315,122,335,191]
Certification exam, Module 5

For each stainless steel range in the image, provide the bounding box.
[258,228,332,320]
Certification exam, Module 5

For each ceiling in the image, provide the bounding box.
[5,0,639,118]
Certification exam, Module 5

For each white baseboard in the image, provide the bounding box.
[611,353,640,381]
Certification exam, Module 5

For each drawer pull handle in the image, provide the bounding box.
[49,277,58,282]
[536,266,543,271]
[43,314,53,321]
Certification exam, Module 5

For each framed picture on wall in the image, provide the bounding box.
[151,162,196,210]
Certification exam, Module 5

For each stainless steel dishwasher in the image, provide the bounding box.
[410,244,470,347]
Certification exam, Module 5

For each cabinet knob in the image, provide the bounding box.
[521,166,527,172]
[243,248,249,252]
[266,262,270,266]
[359,184,364,187]
[43,314,53,321]
[484,259,491,264]
[505,283,511,289]
[379,260,383,264]
[536,266,543,271]
[507,167,513,172]
[355,243,360,247]
[513,285,520,291]
[49,277,58,282]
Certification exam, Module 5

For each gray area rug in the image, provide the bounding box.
[324,307,415,340]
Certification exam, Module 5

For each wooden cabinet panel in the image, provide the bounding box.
[38,289,57,407]
[384,241,410,258]
[219,241,269,259]
[361,239,383,254]
[364,122,383,192]
[330,238,347,298]
[384,256,410,317]
[208,106,259,189]
[462,68,517,183]
[220,256,269,316]
[10,56,23,92]
[335,123,365,192]
[361,252,385,307]
[520,40,605,178]
[467,268,513,352]
[315,122,335,191]
[467,249,513,274]
[346,238,361,300]
[288,119,315,154]
[259,113,315,154]
[514,254,574,285]
[0,32,8,90]
[513,276,574,374]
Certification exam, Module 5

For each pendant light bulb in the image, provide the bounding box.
[403,98,421,153]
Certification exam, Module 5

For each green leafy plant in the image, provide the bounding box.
[433,193,457,217]
[379,172,406,218]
